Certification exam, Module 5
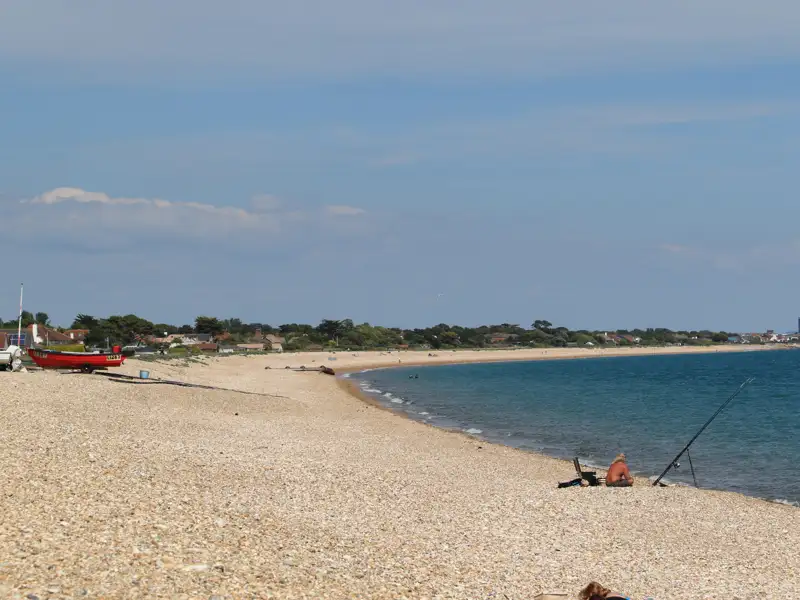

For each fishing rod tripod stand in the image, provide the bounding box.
[666,448,699,488]
[653,377,754,487]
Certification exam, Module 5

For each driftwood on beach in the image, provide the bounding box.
[94,371,289,398]
[270,365,336,375]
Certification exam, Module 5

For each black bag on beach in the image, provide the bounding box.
[557,478,583,488]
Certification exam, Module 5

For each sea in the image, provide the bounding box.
[348,350,799,506]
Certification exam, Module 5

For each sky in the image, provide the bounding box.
[2,1,800,331]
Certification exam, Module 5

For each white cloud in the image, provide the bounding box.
[1,1,799,81]
[18,187,284,245]
[28,187,254,219]
[13,187,371,249]
[326,205,366,216]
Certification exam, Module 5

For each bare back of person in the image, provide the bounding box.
[606,454,634,486]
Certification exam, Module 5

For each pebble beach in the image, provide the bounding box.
[1,346,797,599]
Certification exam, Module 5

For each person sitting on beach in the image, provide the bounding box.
[579,581,630,600]
[606,453,634,487]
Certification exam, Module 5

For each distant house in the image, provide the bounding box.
[236,343,265,352]
[0,324,75,348]
[64,329,90,342]
[196,342,218,352]
[155,333,213,345]
[0,331,20,348]
[264,334,285,352]
[182,333,213,345]
[35,325,76,346]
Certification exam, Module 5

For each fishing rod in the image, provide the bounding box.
[652,376,754,487]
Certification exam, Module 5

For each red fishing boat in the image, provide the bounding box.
[27,346,128,372]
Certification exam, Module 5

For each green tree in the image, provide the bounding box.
[71,314,99,329]
[222,317,244,334]
[104,314,156,345]
[154,323,180,335]
[286,335,311,351]
[439,330,461,346]
[195,316,223,336]
[317,319,345,344]
[35,312,50,326]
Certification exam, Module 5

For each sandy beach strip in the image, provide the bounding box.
[254,343,780,374]
[1,345,796,599]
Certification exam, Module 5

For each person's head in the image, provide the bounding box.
[579,581,611,600]
[611,453,626,464]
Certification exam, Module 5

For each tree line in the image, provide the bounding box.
[0,311,51,329]
[1,312,738,350]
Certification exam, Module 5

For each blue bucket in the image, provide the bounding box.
[139,370,150,379]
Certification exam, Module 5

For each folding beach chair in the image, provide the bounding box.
[557,457,604,488]
[572,457,604,487]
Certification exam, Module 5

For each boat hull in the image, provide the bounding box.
[27,348,127,371]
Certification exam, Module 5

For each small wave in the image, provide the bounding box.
[772,498,800,507]
[419,412,430,416]
[464,428,483,435]
[390,398,404,404]
[648,475,690,488]
[341,373,352,379]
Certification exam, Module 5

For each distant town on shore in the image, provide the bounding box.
[1,312,797,354]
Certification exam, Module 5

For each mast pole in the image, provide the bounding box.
[17,283,23,345]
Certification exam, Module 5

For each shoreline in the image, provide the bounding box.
[333,345,796,508]
[2,349,797,598]
[338,376,798,508]
[328,342,781,375]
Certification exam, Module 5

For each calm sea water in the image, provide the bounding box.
[349,351,800,505]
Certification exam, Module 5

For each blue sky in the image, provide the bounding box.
[2,1,800,331]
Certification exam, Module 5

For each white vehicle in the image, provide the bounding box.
[0,345,23,372]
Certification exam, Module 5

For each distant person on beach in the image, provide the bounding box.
[579,581,630,599]
[606,453,634,487]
